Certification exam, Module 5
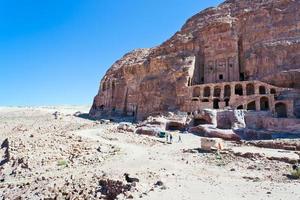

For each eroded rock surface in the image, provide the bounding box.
[90,0,300,121]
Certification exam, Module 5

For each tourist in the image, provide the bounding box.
[178,135,182,143]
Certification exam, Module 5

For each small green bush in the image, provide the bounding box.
[291,168,300,179]
[57,159,68,167]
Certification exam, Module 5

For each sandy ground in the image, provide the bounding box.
[0,106,299,200]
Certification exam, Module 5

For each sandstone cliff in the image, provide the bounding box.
[90,0,300,120]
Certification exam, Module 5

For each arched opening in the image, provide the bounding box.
[204,86,211,97]
[260,97,269,111]
[247,101,256,111]
[99,105,105,111]
[270,88,276,94]
[259,86,266,94]
[213,99,220,109]
[240,73,245,81]
[201,99,209,102]
[112,81,115,90]
[237,105,244,110]
[193,87,201,97]
[235,84,243,96]
[224,98,230,107]
[246,83,255,95]
[213,86,221,97]
[224,85,231,98]
[275,103,287,118]
[102,82,106,91]
[112,81,116,99]
[192,98,199,102]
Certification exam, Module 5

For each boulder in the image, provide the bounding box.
[143,116,167,130]
[206,128,241,141]
[201,137,225,151]
[216,110,246,130]
[166,120,186,131]
[192,109,217,126]
[189,125,241,141]
[117,123,135,132]
[135,126,162,136]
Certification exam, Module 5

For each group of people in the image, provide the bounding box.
[165,133,182,144]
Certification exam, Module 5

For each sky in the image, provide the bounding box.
[0,0,223,106]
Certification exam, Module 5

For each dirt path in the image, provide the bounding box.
[1,107,299,200]
[75,128,300,200]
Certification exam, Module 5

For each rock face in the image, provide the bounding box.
[90,0,300,121]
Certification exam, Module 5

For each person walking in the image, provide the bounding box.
[165,133,169,143]
[178,135,182,143]
[170,134,173,144]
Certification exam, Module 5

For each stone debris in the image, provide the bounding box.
[135,126,162,136]
[0,139,9,166]
[201,137,225,151]
[96,179,132,200]
[117,122,135,132]
[247,140,300,151]
[0,106,300,199]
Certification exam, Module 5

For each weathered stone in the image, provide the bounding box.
[90,0,300,125]
[192,109,217,126]
[189,125,241,141]
[201,137,225,151]
[166,120,187,131]
[135,126,162,136]
[0,139,9,166]
[117,123,135,132]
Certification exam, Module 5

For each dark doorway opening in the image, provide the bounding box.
[259,86,266,94]
[260,97,269,111]
[224,85,231,98]
[225,98,230,107]
[99,105,105,111]
[270,88,276,94]
[246,83,255,95]
[275,103,287,118]
[204,86,211,97]
[213,87,221,97]
[213,99,220,109]
[235,84,243,96]
[237,105,243,110]
[240,73,245,81]
[247,101,256,111]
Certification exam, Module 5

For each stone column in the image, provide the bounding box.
[242,83,246,96]
[255,99,260,111]
[287,102,295,118]
[231,84,235,96]
[220,84,225,99]
[199,86,203,98]
[255,84,259,95]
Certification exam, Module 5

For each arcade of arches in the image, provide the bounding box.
[189,80,295,118]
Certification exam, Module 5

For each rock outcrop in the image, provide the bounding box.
[90,0,300,121]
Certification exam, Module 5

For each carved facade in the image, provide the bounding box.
[90,0,300,122]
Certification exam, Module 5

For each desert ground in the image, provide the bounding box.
[0,106,299,200]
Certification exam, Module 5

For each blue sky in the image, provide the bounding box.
[0,0,223,106]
